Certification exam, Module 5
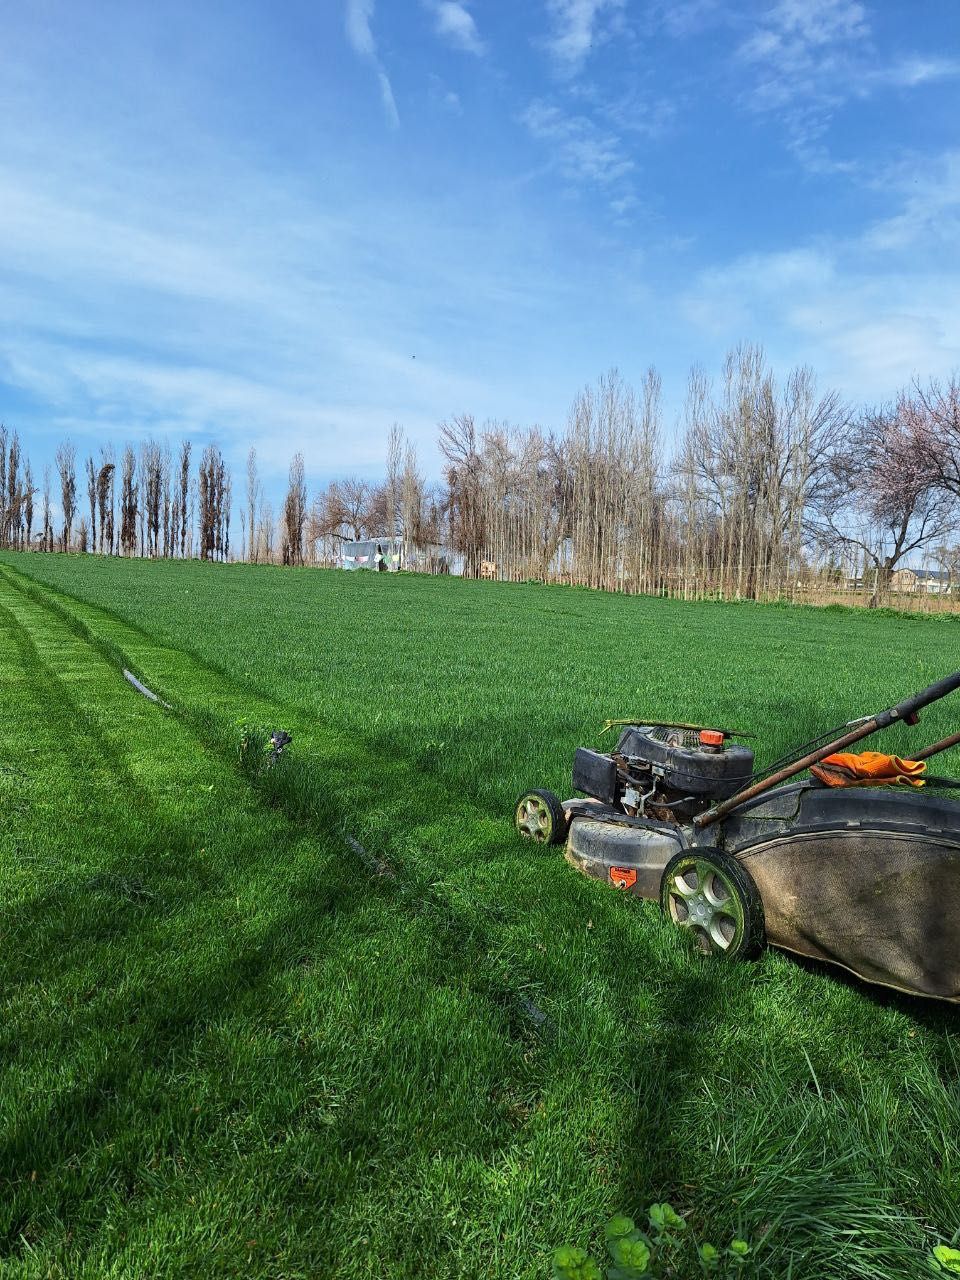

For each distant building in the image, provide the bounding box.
[339,538,403,571]
[338,538,461,575]
[891,567,953,594]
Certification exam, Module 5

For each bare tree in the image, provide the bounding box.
[282,451,307,566]
[400,440,426,565]
[162,447,172,557]
[308,483,346,562]
[932,542,960,596]
[385,423,403,540]
[673,348,846,601]
[2,428,23,549]
[440,415,484,577]
[198,444,230,561]
[178,441,191,558]
[0,426,6,547]
[223,467,232,561]
[5,429,18,548]
[139,439,168,557]
[258,497,275,562]
[42,465,52,552]
[808,400,957,607]
[85,455,97,554]
[336,477,371,541]
[120,446,138,556]
[246,447,259,563]
[24,458,34,548]
[198,446,216,561]
[56,441,77,552]
[97,451,115,555]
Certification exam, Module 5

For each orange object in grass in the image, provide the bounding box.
[810,751,927,788]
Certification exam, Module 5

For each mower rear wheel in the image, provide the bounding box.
[660,848,764,960]
[514,789,568,845]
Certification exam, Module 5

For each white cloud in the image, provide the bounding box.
[683,248,835,335]
[861,151,960,252]
[736,0,960,170]
[521,99,634,187]
[589,84,677,140]
[544,0,626,75]
[424,1,485,55]
[738,0,868,109]
[344,0,400,129]
[735,0,867,153]
[867,56,960,90]
[609,195,638,217]
[755,0,867,49]
[685,259,960,399]
[653,0,721,38]
[375,68,400,130]
[345,0,376,57]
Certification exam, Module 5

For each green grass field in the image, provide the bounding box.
[2,551,960,1279]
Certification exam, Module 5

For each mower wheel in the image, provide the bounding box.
[660,848,765,960]
[514,789,568,846]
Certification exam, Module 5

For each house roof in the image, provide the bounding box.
[899,567,951,582]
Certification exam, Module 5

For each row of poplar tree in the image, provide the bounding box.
[3,345,960,605]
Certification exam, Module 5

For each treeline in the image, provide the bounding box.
[3,346,959,607]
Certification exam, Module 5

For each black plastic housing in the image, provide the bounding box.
[573,747,619,805]
[615,726,754,799]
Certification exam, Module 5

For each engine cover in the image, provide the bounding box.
[616,726,754,799]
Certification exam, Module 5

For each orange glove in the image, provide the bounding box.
[810,751,926,788]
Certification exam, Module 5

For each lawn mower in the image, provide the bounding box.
[515,672,960,1002]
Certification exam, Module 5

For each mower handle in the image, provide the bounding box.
[886,671,960,724]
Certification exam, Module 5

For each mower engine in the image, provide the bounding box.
[573,725,755,821]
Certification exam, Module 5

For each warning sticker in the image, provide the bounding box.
[610,867,637,890]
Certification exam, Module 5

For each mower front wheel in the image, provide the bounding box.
[660,848,765,960]
[514,789,568,846]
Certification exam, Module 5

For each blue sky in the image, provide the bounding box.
[2,0,959,490]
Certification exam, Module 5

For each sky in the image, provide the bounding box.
[2,0,960,492]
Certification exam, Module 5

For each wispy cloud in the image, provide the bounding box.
[521,99,633,190]
[652,0,722,39]
[345,0,400,129]
[345,0,376,57]
[544,0,626,75]
[749,0,868,51]
[862,151,960,252]
[683,246,946,397]
[682,154,960,399]
[424,1,485,55]
[579,82,677,141]
[736,0,960,171]
[738,0,868,111]
[866,56,960,90]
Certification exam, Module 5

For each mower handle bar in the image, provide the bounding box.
[695,669,960,830]
[886,671,960,724]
